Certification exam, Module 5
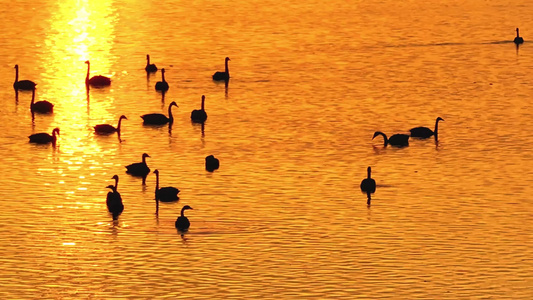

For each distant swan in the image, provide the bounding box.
[205,155,220,172]
[30,88,54,114]
[145,54,158,72]
[409,117,444,139]
[106,184,124,220]
[13,65,37,91]
[175,205,193,231]
[212,57,230,81]
[141,101,178,125]
[155,68,169,91]
[372,131,409,147]
[360,167,376,194]
[514,28,524,44]
[125,153,150,177]
[85,60,111,87]
[94,115,127,134]
[191,95,208,123]
[29,127,60,145]
[154,169,180,202]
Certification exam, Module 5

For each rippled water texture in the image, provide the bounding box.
[0,0,533,298]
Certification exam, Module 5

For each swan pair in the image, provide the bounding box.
[372,117,444,147]
[140,96,208,125]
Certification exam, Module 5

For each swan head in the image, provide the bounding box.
[14,65,19,69]
[225,57,231,62]
[52,128,60,136]
[182,205,193,212]
[112,175,119,181]
[85,60,90,64]
[105,184,116,191]
[169,101,178,108]
[372,131,384,140]
[436,117,444,122]
[153,169,159,175]
[142,153,150,159]
[161,68,165,74]
[119,115,128,120]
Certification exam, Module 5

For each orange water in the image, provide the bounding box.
[1,0,533,298]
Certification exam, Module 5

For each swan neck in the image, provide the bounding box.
[378,132,388,146]
[162,70,166,82]
[114,177,119,189]
[225,59,229,74]
[168,104,174,121]
[146,55,150,66]
[30,89,35,105]
[155,172,159,195]
[434,119,440,138]
[367,168,371,179]
[181,207,186,217]
[86,62,90,82]
[14,66,18,83]
[517,28,520,37]
[117,117,123,132]
[201,97,205,110]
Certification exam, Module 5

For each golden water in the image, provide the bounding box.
[1,0,532,298]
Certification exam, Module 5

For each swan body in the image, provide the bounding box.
[30,88,53,114]
[13,65,37,91]
[205,155,220,172]
[29,128,60,145]
[155,68,169,91]
[95,115,127,134]
[514,28,524,44]
[141,101,178,125]
[360,167,376,194]
[154,169,180,202]
[106,184,124,220]
[409,117,444,139]
[175,205,193,231]
[125,153,151,176]
[85,60,111,87]
[372,131,409,147]
[212,57,230,81]
[145,54,158,72]
[191,95,208,123]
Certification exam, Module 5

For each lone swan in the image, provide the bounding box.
[514,28,524,44]
[212,57,230,81]
[175,205,193,231]
[85,60,111,87]
[409,117,444,140]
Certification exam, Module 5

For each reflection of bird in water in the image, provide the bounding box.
[191,95,208,123]
[141,101,178,125]
[212,57,230,81]
[29,127,60,145]
[145,54,158,72]
[13,64,36,91]
[175,205,193,231]
[106,184,124,220]
[514,28,524,44]
[154,169,180,202]
[205,155,220,172]
[155,68,169,91]
[360,167,376,204]
[30,88,53,114]
[409,117,444,140]
[85,60,111,87]
[94,115,127,135]
[372,131,409,147]
[125,153,151,177]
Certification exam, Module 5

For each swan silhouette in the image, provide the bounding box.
[409,117,444,140]
[155,68,169,91]
[360,167,376,194]
[125,153,150,177]
[30,88,53,114]
[94,115,127,134]
[14,65,37,91]
[175,205,193,231]
[85,60,111,87]
[145,54,158,72]
[212,57,230,81]
[372,131,409,147]
[141,101,178,125]
[514,28,524,44]
[29,128,60,145]
[205,155,220,172]
[153,169,180,202]
[191,95,208,123]
[106,184,124,220]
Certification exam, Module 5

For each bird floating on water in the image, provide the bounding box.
[106,183,124,221]
[13,65,36,91]
[145,54,158,72]
[125,153,151,177]
[514,28,524,44]
[85,60,111,87]
[94,115,127,135]
[141,101,178,125]
[155,68,169,91]
[212,57,230,81]
[29,128,60,146]
[153,169,180,203]
[372,131,409,147]
[360,166,376,204]
[175,205,193,231]
[205,155,220,172]
[191,95,208,123]
[409,117,444,140]
[30,88,54,114]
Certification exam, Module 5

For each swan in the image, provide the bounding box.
[13,65,37,91]
[30,88,54,114]
[175,205,193,231]
[205,155,220,172]
[85,60,111,87]
[94,115,127,134]
[212,57,230,81]
[372,131,409,147]
[106,184,124,220]
[191,95,208,123]
[155,68,169,91]
[125,153,150,177]
[141,101,178,125]
[514,28,524,44]
[409,117,444,139]
[145,54,158,72]
[360,167,376,194]
[153,169,180,202]
[29,128,60,145]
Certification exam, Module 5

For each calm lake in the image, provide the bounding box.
[0,0,532,298]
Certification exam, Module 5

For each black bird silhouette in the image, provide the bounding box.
[212,57,230,81]
[13,65,37,91]
[145,54,158,72]
[175,205,193,231]
[155,68,169,91]
[125,153,151,177]
[30,88,53,114]
[514,28,524,44]
[85,60,111,87]
[29,128,60,146]
[106,184,124,220]
[372,131,409,147]
[141,101,178,125]
[409,117,444,140]
[205,155,220,172]
[94,115,127,135]
[153,169,180,202]
[360,166,376,205]
[191,95,208,123]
